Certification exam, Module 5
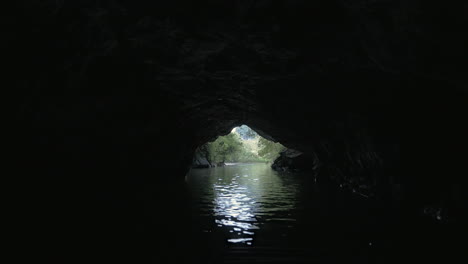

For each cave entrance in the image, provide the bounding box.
[192,125,285,168]
[187,125,299,246]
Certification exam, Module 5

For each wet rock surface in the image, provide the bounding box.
[271,149,309,172]
[10,1,468,262]
[192,147,213,168]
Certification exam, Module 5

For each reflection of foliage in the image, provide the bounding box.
[257,137,286,161]
[203,127,286,163]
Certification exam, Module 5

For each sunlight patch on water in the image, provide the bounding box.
[227,238,253,243]
[188,163,300,245]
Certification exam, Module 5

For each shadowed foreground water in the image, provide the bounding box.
[186,163,380,263]
[185,163,460,264]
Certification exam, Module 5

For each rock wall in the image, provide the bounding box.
[271,149,307,172]
[192,146,213,168]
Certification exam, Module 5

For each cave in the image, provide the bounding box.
[11,1,467,263]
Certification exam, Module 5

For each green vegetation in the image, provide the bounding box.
[201,125,286,164]
[257,137,286,161]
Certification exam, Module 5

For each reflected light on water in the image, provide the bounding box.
[188,163,300,245]
[212,175,261,243]
[213,180,260,233]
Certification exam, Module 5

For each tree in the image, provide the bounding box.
[207,133,242,163]
[257,137,286,161]
[200,127,286,164]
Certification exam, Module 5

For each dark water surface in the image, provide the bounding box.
[186,163,381,263]
[184,163,460,263]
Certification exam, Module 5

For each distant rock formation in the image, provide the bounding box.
[234,125,258,140]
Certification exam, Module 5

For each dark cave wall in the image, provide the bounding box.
[11,0,468,260]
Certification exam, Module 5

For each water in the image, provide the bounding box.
[184,163,455,263]
[187,163,308,247]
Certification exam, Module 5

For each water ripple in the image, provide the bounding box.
[188,163,300,244]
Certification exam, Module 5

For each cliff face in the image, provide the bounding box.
[11,0,467,262]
